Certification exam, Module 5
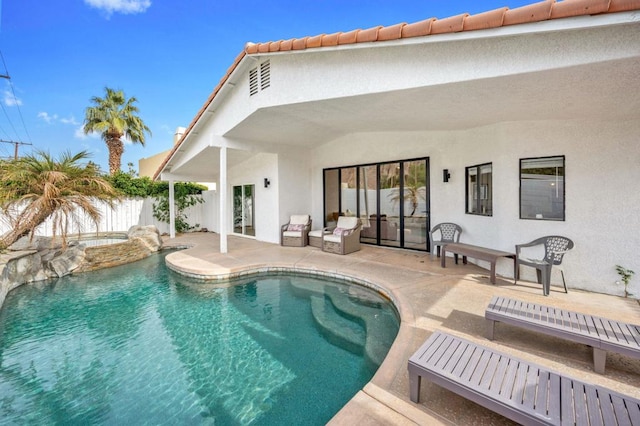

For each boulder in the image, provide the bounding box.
[48,245,86,277]
[127,225,162,252]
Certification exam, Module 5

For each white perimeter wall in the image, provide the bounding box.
[310,118,640,297]
[0,190,218,238]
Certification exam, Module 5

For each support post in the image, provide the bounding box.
[219,146,228,254]
[169,180,176,239]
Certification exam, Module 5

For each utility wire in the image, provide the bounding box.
[0,50,32,144]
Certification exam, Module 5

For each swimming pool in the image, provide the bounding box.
[0,252,399,425]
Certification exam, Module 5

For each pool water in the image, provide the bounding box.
[0,252,399,425]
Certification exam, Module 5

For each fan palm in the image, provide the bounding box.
[0,150,120,249]
[83,87,151,175]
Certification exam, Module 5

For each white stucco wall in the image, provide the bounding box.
[277,151,312,230]
[228,152,280,243]
[311,118,640,297]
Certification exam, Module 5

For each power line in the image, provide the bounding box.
[0,139,32,160]
[0,50,32,144]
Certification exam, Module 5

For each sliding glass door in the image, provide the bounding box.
[323,157,430,251]
[233,184,255,236]
[402,159,428,250]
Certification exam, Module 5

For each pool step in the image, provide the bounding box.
[310,295,365,355]
[323,288,395,368]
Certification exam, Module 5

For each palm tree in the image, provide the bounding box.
[0,150,120,249]
[387,162,427,216]
[83,87,151,175]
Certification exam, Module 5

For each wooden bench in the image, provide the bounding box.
[486,296,640,374]
[408,331,640,425]
[440,242,516,284]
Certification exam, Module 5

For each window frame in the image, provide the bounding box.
[519,155,565,221]
[465,162,493,217]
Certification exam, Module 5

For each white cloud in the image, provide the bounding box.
[3,89,22,106]
[75,125,101,140]
[60,115,79,125]
[37,111,58,123]
[84,0,151,16]
[75,126,87,139]
[38,112,80,126]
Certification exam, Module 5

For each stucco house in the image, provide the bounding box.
[154,0,640,297]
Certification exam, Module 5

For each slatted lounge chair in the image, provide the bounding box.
[408,331,640,425]
[280,214,312,247]
[485,296,640,374]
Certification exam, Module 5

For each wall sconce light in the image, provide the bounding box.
[443,169,451,183]
[264,178,270,188]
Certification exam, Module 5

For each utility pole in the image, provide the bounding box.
[0,139,31,159]
[0,75,33,159]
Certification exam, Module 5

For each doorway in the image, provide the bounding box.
[233,184,255,236]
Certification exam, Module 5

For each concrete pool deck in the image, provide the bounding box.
[163,233,640,425]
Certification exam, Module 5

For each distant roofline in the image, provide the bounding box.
[153,0,640,181]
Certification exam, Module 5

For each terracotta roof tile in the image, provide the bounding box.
[551,0,611,18]
[401,18,436,38]
[268,41,282,52]
[503,0,554,26]
[378,23,407,41]
[356,26,382,43]
[280,39,293,51]
[245,43,258,55]
[321,32,341,47]
[431,13,469,34]
[463,7,508,30]
[154,0,640,181]
[292,37,309,50]
[306,34,324,48]
[338,29,359,45]
[610,0,640,11]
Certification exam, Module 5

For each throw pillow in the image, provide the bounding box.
[287,224,304,232]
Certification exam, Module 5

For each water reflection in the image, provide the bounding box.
[0,255,398,425]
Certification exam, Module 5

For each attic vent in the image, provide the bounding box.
[249,67,259,96]
[260,60,270,90]
[248,60,271,97]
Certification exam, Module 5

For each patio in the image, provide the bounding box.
[163,233,640,425]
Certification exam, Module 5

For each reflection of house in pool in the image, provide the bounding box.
[154,1,640,297]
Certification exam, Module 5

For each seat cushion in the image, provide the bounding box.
[323,234,342,243]
[290,215,310,225]
[336,216,358,230]
[308,230,325,238]
[282,231,302,237]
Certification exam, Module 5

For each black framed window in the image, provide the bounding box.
[466,163,492,216]
[520,155,565,221]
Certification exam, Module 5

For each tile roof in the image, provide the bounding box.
[154,0,640,181]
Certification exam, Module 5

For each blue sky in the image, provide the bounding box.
[0,0,535,174]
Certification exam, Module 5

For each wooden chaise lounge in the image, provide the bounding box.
[485,296,640,374]
[408,331,640,425]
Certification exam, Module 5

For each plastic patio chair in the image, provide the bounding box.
[515,235,574,296]
[429,223,462,260]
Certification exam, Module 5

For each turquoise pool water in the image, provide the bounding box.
[0,252,399,425]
